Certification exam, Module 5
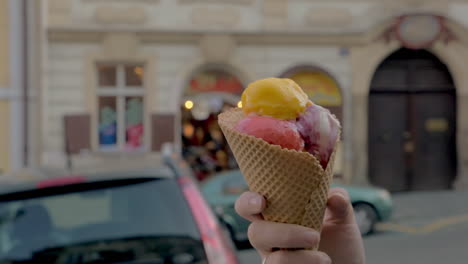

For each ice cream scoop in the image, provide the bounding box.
[241,78,309,120]
[235,115,305,151]
[296,104,340,168]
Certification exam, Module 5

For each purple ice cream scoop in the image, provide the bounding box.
[296,104,340,169]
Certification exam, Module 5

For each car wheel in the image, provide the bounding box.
[353,203,378,236]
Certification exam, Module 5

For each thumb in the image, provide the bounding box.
[324,188,356,225]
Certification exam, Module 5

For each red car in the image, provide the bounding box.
[0,155,238,264]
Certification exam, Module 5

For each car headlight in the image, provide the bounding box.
[378,189,391,201]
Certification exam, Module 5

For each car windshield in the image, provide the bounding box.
[0,177,207,264]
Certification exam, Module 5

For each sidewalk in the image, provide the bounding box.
[366,190,468,264]
[377,190,468,233]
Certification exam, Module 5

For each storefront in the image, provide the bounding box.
[181,66,244,180]
[180,65,345,180]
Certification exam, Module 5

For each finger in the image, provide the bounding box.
[267,250,331,264]
[235,191,266,222]
[325,187,355,225]
[248,221,319,252]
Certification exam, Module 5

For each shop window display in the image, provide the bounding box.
[97,64,145,152]
[182,68,243,181]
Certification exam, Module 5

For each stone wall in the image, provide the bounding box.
[141,44,200,114]
[45,0,468,33]
[48,0,262,31]
[43,42,100,166]
[0,0,10,173]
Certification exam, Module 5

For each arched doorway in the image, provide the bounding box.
[368,48,457,192]
[181,66,244,181]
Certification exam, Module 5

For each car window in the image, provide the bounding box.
[0,178,207,263]
[42,191,112,229]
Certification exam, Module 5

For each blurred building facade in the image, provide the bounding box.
[0,0,37,174]
[37,0,468,191]
[0,0,10,174]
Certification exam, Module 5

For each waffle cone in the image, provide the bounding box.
[218,108,339,236]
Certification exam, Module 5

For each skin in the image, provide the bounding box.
[235,188,366,264]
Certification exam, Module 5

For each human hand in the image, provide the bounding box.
[235,188,365,264]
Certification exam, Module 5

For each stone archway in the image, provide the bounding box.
[348,18,468,189]
[180,64,246,181]
[369,48,457,192]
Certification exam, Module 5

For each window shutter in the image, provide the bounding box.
[151,114,176,152]
[64,114,91,155]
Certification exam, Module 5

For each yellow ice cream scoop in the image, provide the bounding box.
[241,78,310,120]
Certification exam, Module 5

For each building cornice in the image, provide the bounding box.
[47,17,468,46]
[48,27,386,46]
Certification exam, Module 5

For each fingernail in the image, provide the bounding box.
[249,196,262,208]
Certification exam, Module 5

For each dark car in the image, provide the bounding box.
[201,170,393,247]
[0,156,238,264]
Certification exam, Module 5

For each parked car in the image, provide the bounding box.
[0,155,239,264]
[201,170,392,247]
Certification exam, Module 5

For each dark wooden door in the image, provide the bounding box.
[368,94,409,191]
[368,49,457,192]
[411,93,457,190]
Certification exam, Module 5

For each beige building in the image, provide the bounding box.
[0,0,38,174]
[41,0,468,191]
[0,0,11,174]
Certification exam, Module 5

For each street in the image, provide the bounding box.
[237,191,468,264]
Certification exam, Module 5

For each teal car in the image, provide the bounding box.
[201,170,392,247]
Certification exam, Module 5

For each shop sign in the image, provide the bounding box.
[189,69,243,95]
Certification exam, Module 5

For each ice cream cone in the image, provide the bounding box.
[218,108,340,241]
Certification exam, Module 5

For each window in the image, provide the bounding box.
[97,64,145,152]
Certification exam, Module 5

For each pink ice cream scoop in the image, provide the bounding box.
[296,104,340,169]
[235,115,305,152]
